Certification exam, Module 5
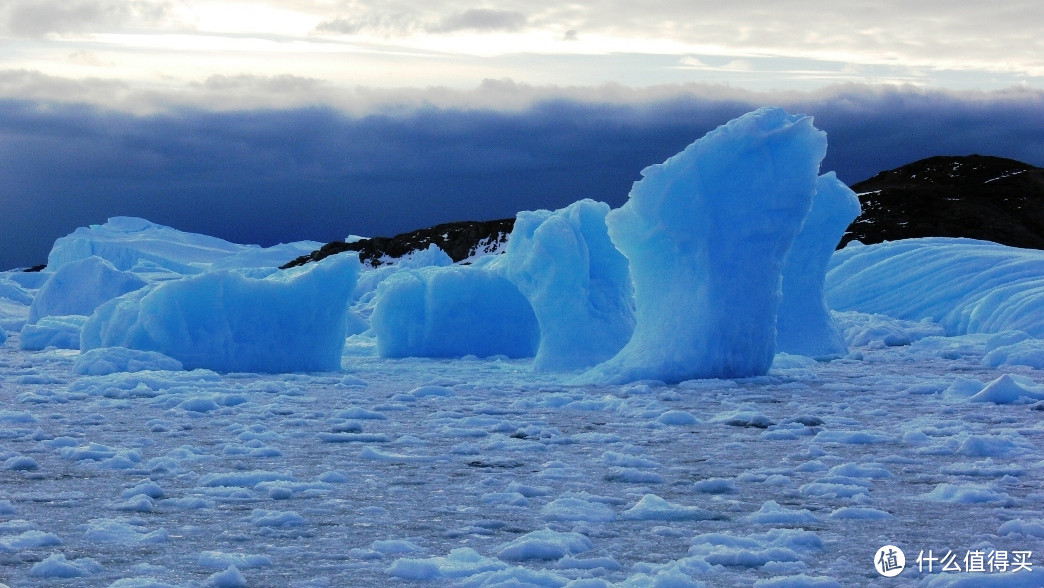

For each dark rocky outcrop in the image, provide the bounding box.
[842,155,1044,249]
[281,218,515,269]
[282,155,1044,270]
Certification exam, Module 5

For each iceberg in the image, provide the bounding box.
[826,237,1044,337]
[47,216,321,275]
[585,107,827,383]
[81,256,359,372]
[48,216,244,273]
[371,266,539,359]
[27,256,147,325]
[494,199,634,371]
[776,173,861,358]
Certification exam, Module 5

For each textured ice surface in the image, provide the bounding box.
[776,173,861,358]
[827,237,1044,337]
[493,199,635,371]
[371,266,539,359]
[3,323,1043,585]
[81,256,358,372]
[586,107,827,383]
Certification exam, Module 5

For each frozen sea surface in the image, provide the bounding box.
[1,329,1042,587]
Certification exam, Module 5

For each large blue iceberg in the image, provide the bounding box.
[584,107,828,383]
[81,256,358,372]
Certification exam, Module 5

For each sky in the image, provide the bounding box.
[1,0,1043,269]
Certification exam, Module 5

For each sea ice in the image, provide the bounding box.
[619,494,717,521]
[542,497,617,522]
[585,107,827,383]
[0,278,34,305]
[919,483,1013,505]
[969,374,1044,404]
[72,347,183,375]
[19,315,86,350]
[28,553,104,578]
[387,547,506,580]
[744,501,822,525]
[982,337,1044,369]
[205,565,248,588]
[496,529,593,561]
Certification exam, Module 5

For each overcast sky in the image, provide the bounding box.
[2,1,1043,268]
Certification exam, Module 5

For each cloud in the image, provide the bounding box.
[196,74,325,94]
[1,83,1042,269]
[0,0,168,37]
[314,12,422,36]
[430,9,527,33]
[315,7,527,36]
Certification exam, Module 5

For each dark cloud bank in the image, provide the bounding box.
[2,86,1043,269]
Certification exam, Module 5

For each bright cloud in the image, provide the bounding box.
[0,0,1039,113]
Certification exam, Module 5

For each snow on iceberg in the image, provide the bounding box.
[776,173,860,358]
[493,199,635,371]
[27,256,147,325]
[81,256,358,373]
[584,107,827,384]
[826,237,1044,337]
[370,266,538,359]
